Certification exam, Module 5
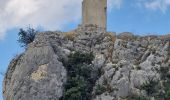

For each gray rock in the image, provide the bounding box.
[93,54,106,69]
[117,77,130,98]
[3,37,67,100]
[93,93,114,100]
[3,25,170,100]
[130,70,148,88]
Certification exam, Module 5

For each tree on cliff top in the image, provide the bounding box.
[18,27,38,48]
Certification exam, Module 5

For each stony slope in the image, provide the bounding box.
[3,25,170,100]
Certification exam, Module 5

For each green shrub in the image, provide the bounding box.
[64,76,88,100]
[160,67,169,79]
[18,27,37,47]
[140,78,158,96]
[161,81,170,100]
[95,84,106,95]
[157,66,170,99]
[138,65,170,99]
[68,51,94,65]
[62,51,95,100]
[165,90,170,97]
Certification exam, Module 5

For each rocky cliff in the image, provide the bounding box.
[3,25,170,100]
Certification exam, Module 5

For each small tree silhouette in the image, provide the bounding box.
[18,27,38,48]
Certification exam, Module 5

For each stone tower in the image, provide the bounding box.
[82,0,107,29]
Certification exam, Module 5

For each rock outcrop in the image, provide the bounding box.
[3,25,170,100]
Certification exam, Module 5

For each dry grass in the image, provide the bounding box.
[106,32,116,43]
[64,31,77,41]
[105,32,116,62]
[142,35,158,41]
[118,32,135,41]
[159,34,170,41]
[107,47,114,62]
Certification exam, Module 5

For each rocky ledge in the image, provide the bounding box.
[3,25,170,100]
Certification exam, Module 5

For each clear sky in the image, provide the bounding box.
[0,0,170,99]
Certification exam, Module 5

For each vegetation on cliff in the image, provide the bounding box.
[61,51,95,100]
[18,27,37,47]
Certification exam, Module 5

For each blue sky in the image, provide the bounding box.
[0,0,170,99]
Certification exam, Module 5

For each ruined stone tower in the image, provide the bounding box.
[82,0,107,29]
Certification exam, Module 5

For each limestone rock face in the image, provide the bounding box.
[3,32,67,100]
[3,25,170,100]
[93,34,170,100]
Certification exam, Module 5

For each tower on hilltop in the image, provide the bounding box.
[82,0,107,29]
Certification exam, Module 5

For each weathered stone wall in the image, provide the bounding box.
[82,0,107,29]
